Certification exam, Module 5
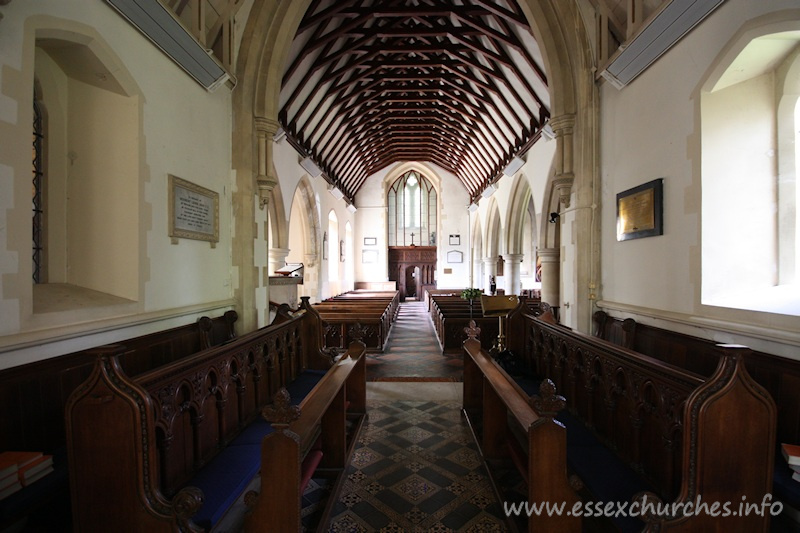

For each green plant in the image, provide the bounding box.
[461,288,483,300]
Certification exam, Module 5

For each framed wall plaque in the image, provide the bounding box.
[449,234,460,246]
[447,250,463,263]
[616,178,663,241]
[169,175,219,243]
[362,250,378,264]
[363,237,377,246]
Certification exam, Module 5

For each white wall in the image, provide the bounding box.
[598,0,800,358]
[272,141,355,300]
[0,1,235,368]
[352,162,471,288]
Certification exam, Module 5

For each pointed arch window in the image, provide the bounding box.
[387,171,437,246]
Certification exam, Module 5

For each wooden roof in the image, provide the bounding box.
[278,0,551,202]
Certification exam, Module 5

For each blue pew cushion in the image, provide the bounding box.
[188,443,262,529]
[285,369,327,404]
[229,419,275,446]
[565,441,655,533]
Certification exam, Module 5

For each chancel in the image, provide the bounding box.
[1,0,799,532]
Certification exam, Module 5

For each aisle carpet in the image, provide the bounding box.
[367,300,463,382]
[325,400,508,532]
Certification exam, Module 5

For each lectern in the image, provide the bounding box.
[480,294,519,353]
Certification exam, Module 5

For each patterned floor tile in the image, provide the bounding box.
[324,400,508,532]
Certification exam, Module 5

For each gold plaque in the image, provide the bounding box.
[616,179,663,241]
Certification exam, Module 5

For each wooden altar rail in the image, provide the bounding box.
[511,311,777,532]
[65,299,358,532]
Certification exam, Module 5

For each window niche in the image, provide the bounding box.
[31,31,141,311]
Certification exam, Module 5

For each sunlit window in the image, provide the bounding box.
[387,171,437,246]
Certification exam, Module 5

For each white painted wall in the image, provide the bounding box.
[352,162,471,289]
[598,0,800,357]
[0,1,235,367]
[272,140,355,301]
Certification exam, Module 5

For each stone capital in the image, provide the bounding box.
[537,248,560,262]
[254,116,281,136]
[553,173,575,208]
[548,114,575,135]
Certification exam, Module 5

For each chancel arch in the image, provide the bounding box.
[236,0,596,329]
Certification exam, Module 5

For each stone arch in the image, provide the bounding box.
[382,161,443,197]
[267,179,288,251]
[235,0,597,329]
[289,177,320,265]
[470,213,484,289]
[484,199,503,259]
[505,174,535,255]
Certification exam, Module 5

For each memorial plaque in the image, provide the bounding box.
[169,175,219,243]
[616,178,663,241]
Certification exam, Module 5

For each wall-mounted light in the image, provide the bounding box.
[468,203,479,213]
[300,156,323,178]
[328,185,344,200]
[503,156,525,176]
[541,123,555,141]
[346,203,357,213]
[549,204,597,223]
[481,183,497,198]
[273,127,286,143]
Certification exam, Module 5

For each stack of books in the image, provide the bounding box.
[0,451,54,500]
[781,443,800,482]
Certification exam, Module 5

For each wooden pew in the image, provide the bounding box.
[246,343,366,531]
[592,309,800,516]
[462,336,581,533]
[0,310,237,530]
[429,295,540,354]
[65,301,365,532]
[313,291,399,352]
[507,310,777,532]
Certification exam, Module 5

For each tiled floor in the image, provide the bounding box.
[367,300,463,382]
[308,304,509,532]
[325,388,507,532]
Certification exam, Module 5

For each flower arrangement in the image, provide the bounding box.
[460,288,483,300]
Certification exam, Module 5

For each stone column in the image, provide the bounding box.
[473,256,484,289]
[254,117,280,326]
[482,257,498,295]
[550,114,576,208]
[503,254,524,295]
[538,248,560,309]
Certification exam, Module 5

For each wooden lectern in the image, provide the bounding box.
[480,294,519,353]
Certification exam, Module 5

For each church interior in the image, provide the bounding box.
[1,0,800,531]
